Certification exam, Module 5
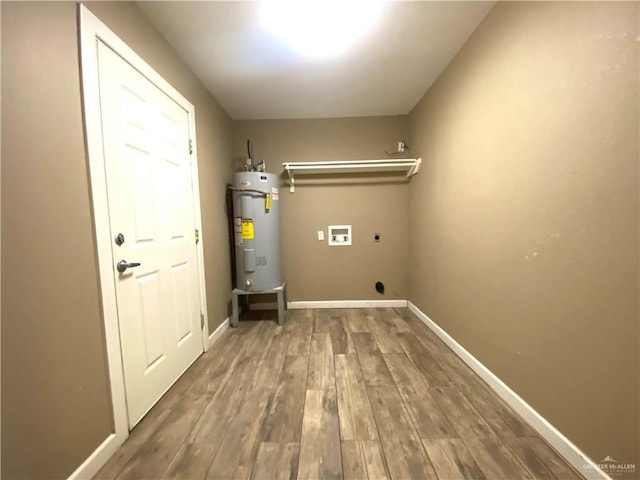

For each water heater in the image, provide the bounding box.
[232,172,283,291]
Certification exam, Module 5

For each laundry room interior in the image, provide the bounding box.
[1,1,638,480]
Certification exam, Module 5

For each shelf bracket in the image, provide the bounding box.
[407,157,422,177]
[287,168,295,193]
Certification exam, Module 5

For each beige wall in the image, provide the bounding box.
[233,117,410,301]
[1,4,112,478]
[1,2,233,478]
[409,1,639,470]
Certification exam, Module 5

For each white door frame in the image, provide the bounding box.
[73,5,210,477]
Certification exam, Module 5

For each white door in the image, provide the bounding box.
[97,42,203,427]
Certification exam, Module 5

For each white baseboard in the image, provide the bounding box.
[288,299,408,309]
[208,317,230,348]
[68,432,123,480]
[250,300,409,310]
[407,302,610,480]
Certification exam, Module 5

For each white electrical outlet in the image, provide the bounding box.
[317,230,324,241]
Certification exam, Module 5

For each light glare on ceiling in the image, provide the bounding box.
[261,0,383,58]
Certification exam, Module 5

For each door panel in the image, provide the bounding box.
[97,42,203,427]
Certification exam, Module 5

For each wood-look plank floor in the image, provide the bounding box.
[95,308,583,480]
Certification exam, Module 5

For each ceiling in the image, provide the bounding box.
[137,1,495,120]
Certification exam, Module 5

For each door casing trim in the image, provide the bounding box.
[76,5,210,476]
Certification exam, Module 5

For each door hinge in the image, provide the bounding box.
[200,312,205,329]
[195,228,200,244]
[189,139,193,155]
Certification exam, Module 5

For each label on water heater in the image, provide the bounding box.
[271,187,279,201]
[242,219,254,239]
